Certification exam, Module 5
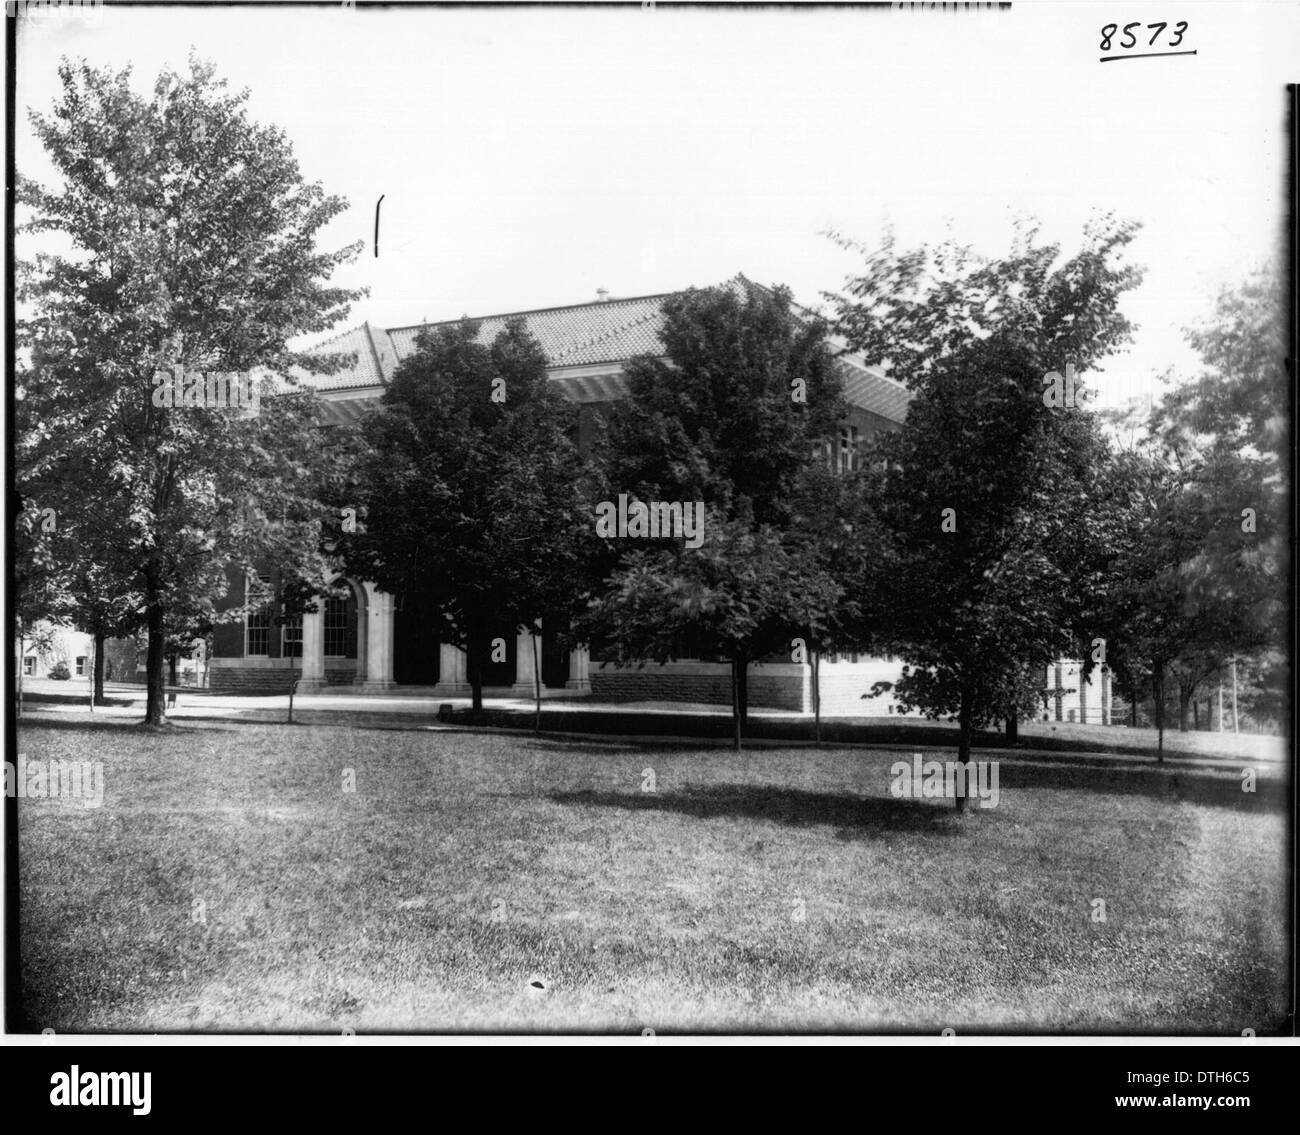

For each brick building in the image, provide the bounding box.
[207,278,920,709]
[207,278,1115,717]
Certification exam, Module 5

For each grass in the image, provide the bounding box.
[20,679,1286,764]
[14,713,1290,1033]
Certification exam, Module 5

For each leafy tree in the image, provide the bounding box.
[869,334,1116,797]
[830,218,1142,800]
[17,55,362,725]
[593,281,850,735]
[17,364,145,704]
[341,317,597,717]
[1093,444,1282,756]
[827,216,1143,394]
[1152,263,1287,487]
[1088,266,1289,750]
[786,460,887,742]
[1143,265,1288,730]
[606,281,847,525]
[580,512,840,750]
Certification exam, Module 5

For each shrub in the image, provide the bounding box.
[49,661,71,680]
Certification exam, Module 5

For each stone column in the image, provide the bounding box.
[565,644,591,693]
[435,642,471,696]
[298,602,327,694]
[512,623,540,697]
[360,582,395,693]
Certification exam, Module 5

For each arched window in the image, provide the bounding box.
[246,575,273,657]
[324,596,349,657]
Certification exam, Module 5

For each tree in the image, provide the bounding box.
[830,218,1143,803]
[341,317,597,717]
[872,335,1118,799]
[1146,265,1288,731]
[17,56,362,725]
[1153,263,1288,489]
[580,511,840,750]
[786,459,887,743]
[594,280,849,733]
[1087,266,1289,753]
[1092,443,1282,758]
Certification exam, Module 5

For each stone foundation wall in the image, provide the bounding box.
[589,662,809,711]
[209,662,358,694]
[210,667,301,694]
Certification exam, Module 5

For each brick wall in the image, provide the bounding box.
[590,663,809,711]
[209,662,359,694]
[210,666,302,694]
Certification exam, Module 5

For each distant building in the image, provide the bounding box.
[1040,659,1116,726]
[17,622,94,681]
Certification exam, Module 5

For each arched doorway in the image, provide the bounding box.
[324,578,365,684]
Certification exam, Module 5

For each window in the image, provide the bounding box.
[812,438,833,471]
[75,656,87,676]
[324,596,349,657]
[23,656,36,677]
[838,426,860,475]
[282,613,302,659]
[246,575,272,657]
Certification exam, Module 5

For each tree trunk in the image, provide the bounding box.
[1005,706,1018,745]
[1177,685,1191,732]
[532,629,541,736]
[812,647,822,746]
[93,631,106,706]
[736,650,749,726]
[143,585,168,726]
[467,629,485,718]
[1193,698,1199,731]
[168,652,178,687]
[1152,663,1165,763]
[17,629,24,720]
[730,656,742,751]
[955,683,974,812]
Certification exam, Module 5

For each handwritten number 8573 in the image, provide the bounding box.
[1100,21,1187,51]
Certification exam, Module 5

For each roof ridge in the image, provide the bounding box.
[385,291,675,334]
[362,321,389,383]
[303,322,370,353]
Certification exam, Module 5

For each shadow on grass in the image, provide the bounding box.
[550,756,1283,832]
[517,736,732,758]
[19,692,138,708]
[999,757,1288,812]
[550,784,963,837]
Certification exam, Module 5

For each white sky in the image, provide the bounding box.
[9,0,1297,412]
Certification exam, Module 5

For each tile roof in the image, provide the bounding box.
[385,292,670,369]
[297,277,913,423]
[292,321,397,390]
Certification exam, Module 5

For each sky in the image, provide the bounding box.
[10,0,1297,412]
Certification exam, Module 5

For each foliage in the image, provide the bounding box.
[341,317,597,713]
[590,281,850,742]
[16,55,363,724]
[830,219,1143,794]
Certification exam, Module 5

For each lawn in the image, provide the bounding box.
[14,714,1290,1033]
